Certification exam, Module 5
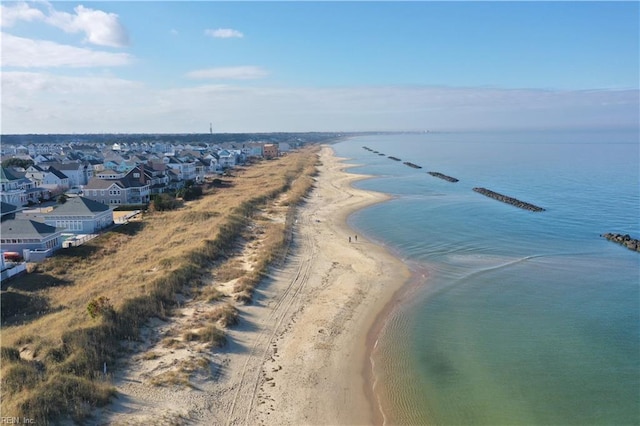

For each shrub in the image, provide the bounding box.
[198,325,226,347]
[151,194,182,211]
[19,374,114,422]
[204,303,239,328]
[198,286,223,302]
[0,346,21,363]
[182,325,226,347]
[2,363,41,394]
[86,296,115,320]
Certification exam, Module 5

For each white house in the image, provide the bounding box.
[163,156,197,181]
[0,218,63,261]
[42,196,113,234]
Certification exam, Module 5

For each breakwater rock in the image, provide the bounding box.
[428,171,458,183]
[388,156,402,161]
[473,187,545,212]
[601,233,640,252]
[403,161,422,169]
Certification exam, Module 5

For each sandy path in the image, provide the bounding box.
[92,146,409,425]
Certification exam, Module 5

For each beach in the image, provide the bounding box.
[94,145,410,425]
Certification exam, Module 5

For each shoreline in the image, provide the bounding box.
[91,144,411,425]
[249,145,411,425]
[365,261,430,426]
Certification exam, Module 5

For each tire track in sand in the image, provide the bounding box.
[225,199,319,425]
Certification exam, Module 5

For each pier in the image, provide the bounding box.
[472,187,545,212]
[601,233,640,252]
[428,171,458,182]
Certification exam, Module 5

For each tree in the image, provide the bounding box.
[57,194,68,204]
[1,158,34,169]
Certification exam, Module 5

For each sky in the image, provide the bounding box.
[1,1,638,134]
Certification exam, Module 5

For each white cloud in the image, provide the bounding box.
[0,2,129,47]
[186,66,268,80]
[2,71,143,95]
[2,72,638,133]
[1,33,132,68]
[0,2,45,27]
[45,4,129,47]
[204,28,244,38]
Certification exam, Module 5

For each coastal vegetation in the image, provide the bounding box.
[0,145,320,423]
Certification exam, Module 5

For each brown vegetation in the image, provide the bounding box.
[0,145,320,423]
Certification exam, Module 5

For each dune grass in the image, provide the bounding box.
[0,145,320,423]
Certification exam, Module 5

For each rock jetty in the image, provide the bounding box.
[601,233,640,252]
[403,161,422,169]
[428,171,459,182]
[388,156,402,161]
[472,187,545,212]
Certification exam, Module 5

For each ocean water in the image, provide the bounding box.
[332,130,639,425]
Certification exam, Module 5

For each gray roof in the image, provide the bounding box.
[1,202,20,216]
[1,218,60,238]
[47,196,110,216]
[45,162,85,171]
[84,178,123,190]
[0,167,22,182]
[48,167,69,179]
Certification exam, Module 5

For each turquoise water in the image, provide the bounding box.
[333,131,639,425]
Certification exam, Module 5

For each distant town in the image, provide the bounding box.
[0,131,364,273]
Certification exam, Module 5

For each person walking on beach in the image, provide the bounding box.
[355,235,357,242]
[349,236,351,243]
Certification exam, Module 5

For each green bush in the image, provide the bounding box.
[151,193,182,211]
[86,296,115,320]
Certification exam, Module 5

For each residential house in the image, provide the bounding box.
[1,202,21,221]
[195,158,215,182]
[32,154,52,164]
[144,162,171,194]
[163,156,197,181]
[0,167,39,206]
[44,162,93,187]
[217,149,237,169]
[165,168,184,191]
[203,153,220,172]
[24,165,70,194]
[244,143,264,159]
[0,218,63,261]
[263,144,279,159]
[83,165,151,205]
[278,142,291,153]
[42,196,113,234]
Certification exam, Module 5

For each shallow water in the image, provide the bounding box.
[334,130,640,425]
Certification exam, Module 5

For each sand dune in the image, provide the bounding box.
[92,145,409,425]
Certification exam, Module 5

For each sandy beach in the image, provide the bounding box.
[93,145,410,425]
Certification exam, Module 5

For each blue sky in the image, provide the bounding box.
[1,1,638,133]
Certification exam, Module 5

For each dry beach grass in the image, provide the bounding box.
[0,146,319,422]
[1,144,410,425]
